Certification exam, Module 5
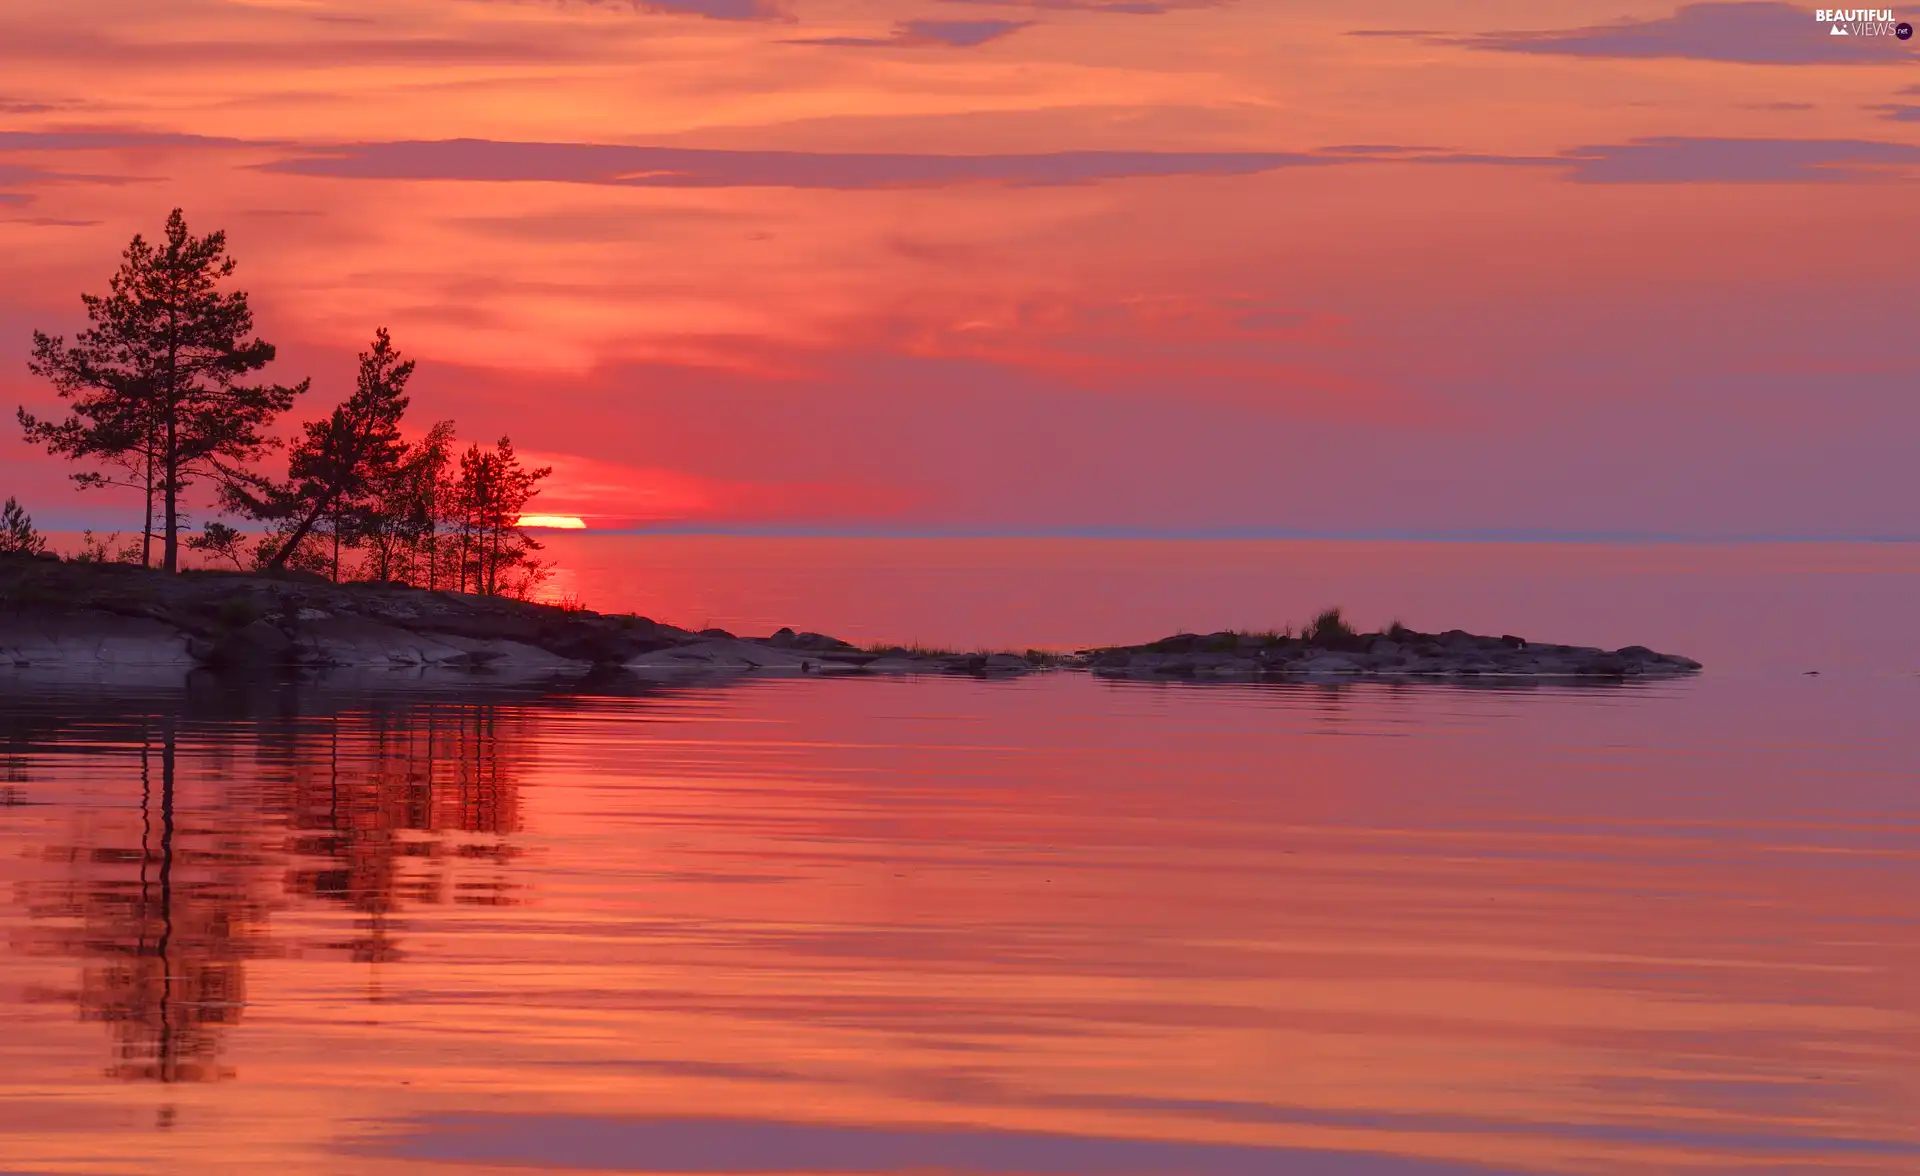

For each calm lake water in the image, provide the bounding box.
[3,539,1917,1175]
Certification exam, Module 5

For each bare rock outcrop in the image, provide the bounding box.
[1077,627,1701,681]
[1,555,1702,686]
[0,612,197,668]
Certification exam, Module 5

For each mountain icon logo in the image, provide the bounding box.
[1830,22,1849,32]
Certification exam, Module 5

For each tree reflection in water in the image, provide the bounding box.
[268,703,527,970]
[17,717,264,1083]
[10,687,535,1083]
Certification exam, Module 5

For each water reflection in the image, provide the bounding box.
[265,704,528,967]
[1,669,1916,1176]
[15,718,261,1083]
[8,685,536,1082]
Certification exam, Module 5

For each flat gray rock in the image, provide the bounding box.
[626,639,816,675]
[0,613,196,667]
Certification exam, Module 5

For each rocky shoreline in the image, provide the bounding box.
[0,556,1701,684]
[1076,629,1700,681]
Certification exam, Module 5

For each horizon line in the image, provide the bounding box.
[525,524,1920,544]
[29,522,1920,544]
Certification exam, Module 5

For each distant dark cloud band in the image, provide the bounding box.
[785,19,1030,47]
[6,132,1919,192]
[936,0,1225,12]
[255,138,1330,187]
[0,156,149,208]
[251,136,1920,188]
[460,0,790,22]
[0,130,273,151]
[1356,2,1919,65]
[1561,136,1920,181]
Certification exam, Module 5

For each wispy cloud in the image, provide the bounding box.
[786,18,1030,47]
[16,131,1920,193]
[0,27,599,67]
[0,157,149,207]
[590,0,791,19]
[1559,137,1920,182]
[0,130,270,151]
[1868,104,1920,121]
[1318,144,1451,156]
[448,206,748,244]
[464,0,791,20]
[258,138,1328,188]
[0,163,55,186]
[936,0,1222,12]
[1311,137,1920,184]
[641,0,788,18]
[1356,3,1917,66]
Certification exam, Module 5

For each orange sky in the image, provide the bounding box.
[2,0,1917,535]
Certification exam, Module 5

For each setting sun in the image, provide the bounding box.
[516,515,586,530]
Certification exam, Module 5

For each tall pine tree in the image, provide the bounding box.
[451,437,551,596]
[249,327,414,573]
[355,418,456,584]
[21,209,307,572]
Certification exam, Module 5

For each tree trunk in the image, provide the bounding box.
[330,522,341,583]
[162,417,179,574]
[163,308,180,574]
[141,446,155,569]
[263,499,330,571]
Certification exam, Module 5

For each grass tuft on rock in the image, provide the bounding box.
[861,641,963,658]
[1307,606,1355,645]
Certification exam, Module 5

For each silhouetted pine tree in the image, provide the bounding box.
[242,328,413,578]
[362,418,456,586]
[450,437,551,597]
[185,521,249,569]
[21,209,308,573]
[0,497,49,556]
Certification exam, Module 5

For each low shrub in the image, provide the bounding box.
[1307,606,1356,645]
[0,498,48,557]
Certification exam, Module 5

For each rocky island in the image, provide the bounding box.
[0,555,1702,684]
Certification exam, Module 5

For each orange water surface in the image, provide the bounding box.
[2,540,1917,1174]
